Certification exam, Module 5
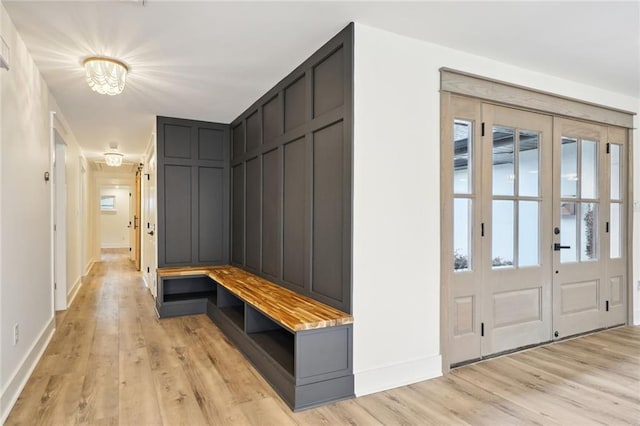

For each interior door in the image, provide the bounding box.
[552,118,626,338]
[481,104,553,355]
[135,169,142,271]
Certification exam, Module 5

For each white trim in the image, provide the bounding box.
[67,276,82,308]
[100,243,129,249]
[354,355,442,397]
[634,309,640,326]
[0,317,55,424]
[85,258,96,276]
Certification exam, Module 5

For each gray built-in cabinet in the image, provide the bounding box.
[157,117,230,267]
[155,23,354,409]
[231,24,353,314]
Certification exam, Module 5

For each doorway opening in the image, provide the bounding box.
[99,185,131,259]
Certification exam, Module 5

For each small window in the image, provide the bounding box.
[100,195,116,211]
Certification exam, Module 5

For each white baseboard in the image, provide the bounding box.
[354,354,442,397]
[100,243,128,249]
[84,258,95,275]
[67,276,82,308]
[1,317,55,423]
[634,309,640,326]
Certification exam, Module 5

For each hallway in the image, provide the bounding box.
[5,250,640,425]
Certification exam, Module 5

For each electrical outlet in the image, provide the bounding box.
[13,323,19,345]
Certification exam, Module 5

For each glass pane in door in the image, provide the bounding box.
[518,130,539,197]
[580,202,598,261]
[561,137,578,198]
[454,198,472,271]
[518,201,539,267]
[610,144,621,200]
[493,126,515,196]
[492,200,514,268]
[581,140,598,199]
[560,202,578,263]
[454,120,472,194]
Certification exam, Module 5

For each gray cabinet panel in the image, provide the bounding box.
[164,124,192,159]
[297,326,350,380]
[157,116,230,267]
[246,111,261,152]
[164,165,192,264]
[232,164,245,265]
[285,76,306,132]
[232,123,245,160]
[263,96,281,145]
[199,167,224,263]
[262,149,281,278]
[246,157,261,270]
[313,48,344,117]
[283,138,306,288]
[229,24,352,313]
[312,121,344,302]
[198,128,224,161]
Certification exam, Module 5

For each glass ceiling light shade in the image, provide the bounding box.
[104,152,124,167]
[83,57,128,96]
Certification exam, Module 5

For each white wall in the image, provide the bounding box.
[100,187,131,249]
[1,4,55,420]
[352,22,640,396]
[0,6,90,420]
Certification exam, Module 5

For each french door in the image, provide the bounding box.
[445,95,628,366]
[552,118,627,338]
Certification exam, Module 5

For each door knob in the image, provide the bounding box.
[148,230,154,236]
[554,243,570,251]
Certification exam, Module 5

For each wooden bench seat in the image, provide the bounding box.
[157,265,353,331]
[155,265,354,411]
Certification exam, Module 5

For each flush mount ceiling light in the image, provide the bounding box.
[104,151,124,167]
[83,57,128,95]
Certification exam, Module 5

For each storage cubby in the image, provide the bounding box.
[156,266,354,411]
[156,275,216,318]
[246,306,294,375]
[217,284,245,329]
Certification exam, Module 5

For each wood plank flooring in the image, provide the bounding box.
[6,250,640,425]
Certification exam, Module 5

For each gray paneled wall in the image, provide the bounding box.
[157,116,230,267]
[230,24,353,313]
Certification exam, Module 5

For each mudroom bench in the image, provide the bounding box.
[155,265,354,411]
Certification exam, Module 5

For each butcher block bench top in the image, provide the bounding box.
[157,265,353,332]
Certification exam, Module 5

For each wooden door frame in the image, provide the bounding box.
[439,69,635,372]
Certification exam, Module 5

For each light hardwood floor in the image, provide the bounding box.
[6,250,640,425]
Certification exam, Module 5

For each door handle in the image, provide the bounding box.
[554,243,570,251]
[147,230,154,236]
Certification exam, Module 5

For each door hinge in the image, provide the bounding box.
[481,223,485,237]
[606,143,610,154]
[129,247,132,252]
[606,300,609,312]
[129,192,132,197]
[54,282,57,290]
[481,322,485,337]
[606,221,609,233]
[147,267,150,273]
[53,224,56,231]
[481,122,485,137]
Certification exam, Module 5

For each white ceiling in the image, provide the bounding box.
[4,1,639,163]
